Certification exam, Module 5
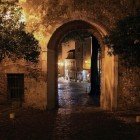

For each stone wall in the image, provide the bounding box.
[20,0,140,49]
[42,0,139,110]
[23,74,47,109]
[118,59,140,110]
[0,58,47,109]
[0,73,7,104]
[0,0,139,110]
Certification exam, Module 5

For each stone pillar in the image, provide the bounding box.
[100,45,118,110]
[47,49,58,109]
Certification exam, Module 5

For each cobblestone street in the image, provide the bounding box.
[0,81,139,140]
[58,80,93,108]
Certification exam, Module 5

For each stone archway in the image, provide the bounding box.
[47,20,118,110]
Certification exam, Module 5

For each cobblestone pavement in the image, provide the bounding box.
[58,81,94,108]
[0,82,139,140]
[0,107,139,140]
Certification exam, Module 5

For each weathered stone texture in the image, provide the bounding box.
[23,0,140,110]
[21,0,139,48]
[23,73,47,109]
[118,59,140,110]
[0,73,7,103]
[0,58,47,109]
[26,1,139,25]
[0,0,139,110]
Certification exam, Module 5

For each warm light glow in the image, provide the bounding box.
[84,60,91,69]
[18,0,49,47]
[65,61,68,67]
[19,11,26,23]
[19,0,26,3]
[85,60,88,64]
[4,11,11,20]
[85,60,90,64]
[58,62,64,66]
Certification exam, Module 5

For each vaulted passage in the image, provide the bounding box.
[57,31,101,107]
[47,20,118,110]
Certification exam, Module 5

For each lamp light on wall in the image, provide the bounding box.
[85,60,90,64]
[58,61,64,66]
[19,11,26,23]
[85,60,88,64]
[10,112,15,119]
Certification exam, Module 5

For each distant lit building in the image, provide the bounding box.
[82,37,92,82]
[64,50,76,81]
[60,37,92,82]
[75,39,83,81]
[58,40,75,77]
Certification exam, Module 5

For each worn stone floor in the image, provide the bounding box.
[58,80,94,108]
[0,81,139,140]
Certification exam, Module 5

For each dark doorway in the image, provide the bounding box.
[7,74,24,100]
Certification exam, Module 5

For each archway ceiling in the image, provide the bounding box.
[47,20,97,51]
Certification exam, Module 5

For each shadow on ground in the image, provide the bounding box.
[0,107,139,140]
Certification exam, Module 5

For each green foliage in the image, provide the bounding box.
[0,2,40,63]
[107,12,140,67]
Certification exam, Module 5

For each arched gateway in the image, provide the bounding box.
[47,20,118,110]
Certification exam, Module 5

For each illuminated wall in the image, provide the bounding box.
[83,37,92,70]
[0,0,139,110]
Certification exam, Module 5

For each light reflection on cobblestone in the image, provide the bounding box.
[58,81,93,108]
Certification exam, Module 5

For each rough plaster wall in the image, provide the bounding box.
[0,59,25,104]
[0,73,7,103]
[0,59,47,109]
[118,60,140,110]
[23,76,47,109]
[100,46,117,110]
